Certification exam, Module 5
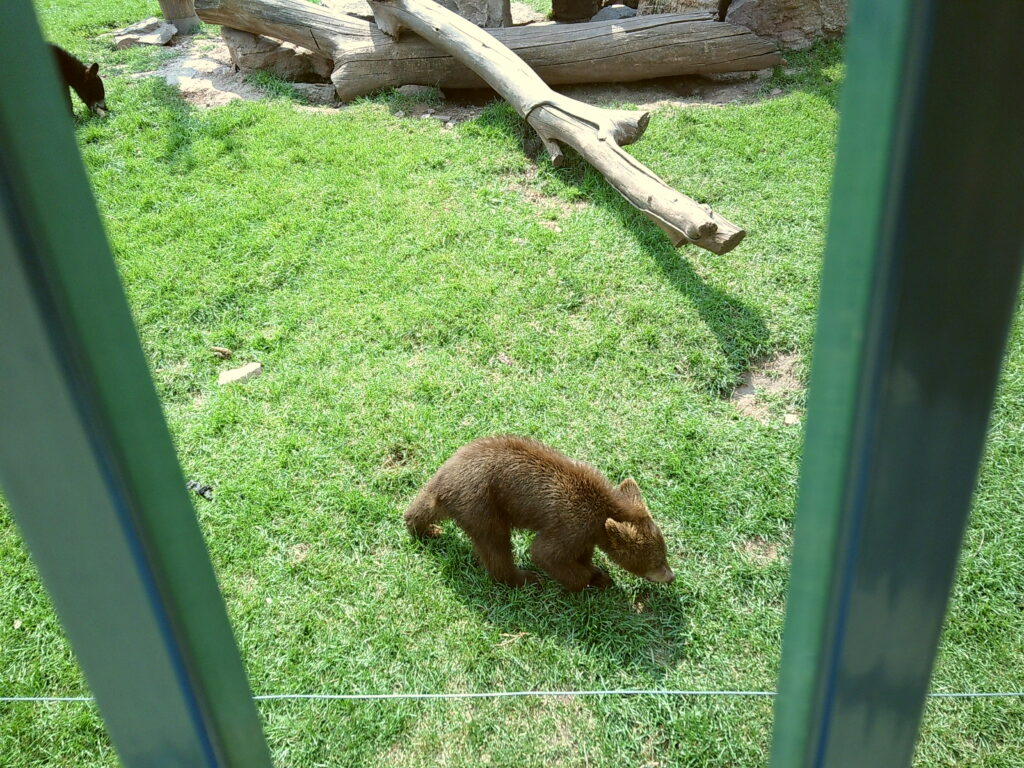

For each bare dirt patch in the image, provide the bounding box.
[738,535,782,566]
[289,542,311,563]
[149,36,266,108]
[555,69,776,111]
[146,36,340,113]
[392,100,485,124]
[729,351,803,425]
[382,444,412,470]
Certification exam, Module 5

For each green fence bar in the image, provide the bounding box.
[0,4,273,766]
[771,2,1024,768]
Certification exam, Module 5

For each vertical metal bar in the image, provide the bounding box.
[0,5,273,767]
[771,2,1024,767]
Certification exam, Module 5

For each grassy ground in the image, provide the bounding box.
[2,2,1022,766]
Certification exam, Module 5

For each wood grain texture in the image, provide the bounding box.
[194,0,781,98]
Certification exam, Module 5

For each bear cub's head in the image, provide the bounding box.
[82,62,107,116]
[602,478,675,584]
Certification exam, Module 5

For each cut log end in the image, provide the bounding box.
[539,137,565,167]
[608,109,650,147]
[661,217,746,255]
[372,5,404,37]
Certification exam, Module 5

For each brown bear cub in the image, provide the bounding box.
[405,436,675,591]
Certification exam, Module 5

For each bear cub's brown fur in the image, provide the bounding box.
[405,436,675,592]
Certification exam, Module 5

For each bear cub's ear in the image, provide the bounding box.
[618,477,644,505]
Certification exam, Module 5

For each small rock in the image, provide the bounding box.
[784,413,801,426]
[186,481,214,501]
[397,84,439,99]
[432,114,453,121]
[13,619,22,630]
[211,346,233,359]
[444,121,455,130]
[292,83,338,104]
[218,362,263,385]
[770,87,783,96]
[591,4,637,21]
[419,113,432,120]
[394,110,405,118]
[265,597,273,605]
[114,17,177,49]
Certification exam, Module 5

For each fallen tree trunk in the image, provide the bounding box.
[369,0,743,252]
[194,0,781,99]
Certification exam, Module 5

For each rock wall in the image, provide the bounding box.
[636,0,846,49]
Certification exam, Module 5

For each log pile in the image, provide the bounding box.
[195,0,781,100]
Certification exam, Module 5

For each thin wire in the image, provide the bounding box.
[254,690,778,700]
[2,689,1023,704]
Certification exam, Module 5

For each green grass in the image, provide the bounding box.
[2,2,1022,766]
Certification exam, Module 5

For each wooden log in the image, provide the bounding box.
[159,0,202,33]
[370,0,743,252]
[194,0,782,99]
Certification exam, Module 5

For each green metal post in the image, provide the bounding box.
[771,2,1024,767]
[0,4,273,766]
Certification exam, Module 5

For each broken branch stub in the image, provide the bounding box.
[369,0,744,252]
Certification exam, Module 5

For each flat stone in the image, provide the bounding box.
[293,83,338,104]
[783,413,801,426]
[591,4,637,21]
[397,84,440,99]
[218,362,263,385]
[114,17,177,49]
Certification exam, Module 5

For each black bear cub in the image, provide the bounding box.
[50,45,107,116]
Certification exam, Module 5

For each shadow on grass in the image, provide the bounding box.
[470,104,772,392]
[630,221,772,393]
[414,531,697,679]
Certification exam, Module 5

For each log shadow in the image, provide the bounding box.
[410,531,698,681]
[619,206,773,393]
[470,106,770,392]
[124,76,208,170]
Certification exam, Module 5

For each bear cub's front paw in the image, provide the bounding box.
[515,569,544,587]
[588,568,614,589]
